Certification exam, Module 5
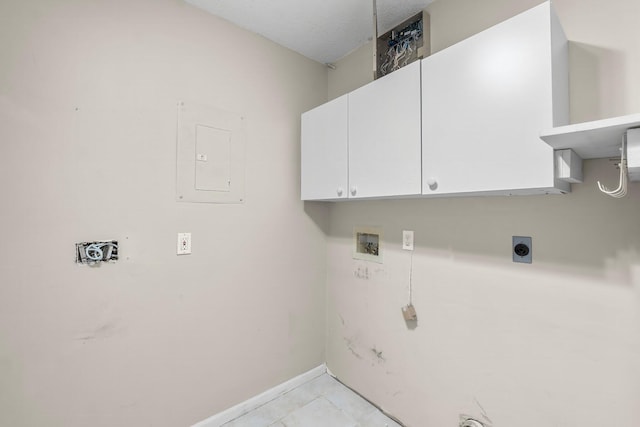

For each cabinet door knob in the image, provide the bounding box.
[337,187,344,196]
[426,178,438,190]
[350,186,357,196]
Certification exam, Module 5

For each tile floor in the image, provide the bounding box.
[221,373,403,427]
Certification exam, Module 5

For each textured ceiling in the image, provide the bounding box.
[184,0,433,64]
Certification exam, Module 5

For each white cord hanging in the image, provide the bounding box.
[597,134,628,198]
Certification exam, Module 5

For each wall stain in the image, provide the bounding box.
[371,347,386,362]
[120,400,138,409]
[353,265,370,280]
[76,322,120,341]
[343,337,363,359]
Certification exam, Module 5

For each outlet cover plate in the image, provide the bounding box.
[178,232,192,255]
[402,230,414,251]
[512,236,532,263]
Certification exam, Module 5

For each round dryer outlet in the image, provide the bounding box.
[512,236,532,263]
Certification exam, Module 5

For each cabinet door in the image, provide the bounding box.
[348,61,422,198]
[422,2,566,195]
[301,95,348,200]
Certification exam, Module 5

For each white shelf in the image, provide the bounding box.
[540,113,640,159]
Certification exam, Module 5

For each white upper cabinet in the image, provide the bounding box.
[348,60,422,199]
[301,94,348,200]
[421,2,570,196]
[300,2,571,201]
[301,62,422,201]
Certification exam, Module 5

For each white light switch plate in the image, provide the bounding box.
[402,230,414,251]
[177,232,192,255]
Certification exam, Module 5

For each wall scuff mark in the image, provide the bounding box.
[344,337,363,359]
[76,322,121,342]
[371,347,386,362]
[354,265,370,279]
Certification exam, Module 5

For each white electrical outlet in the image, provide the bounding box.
[177,232,191,255]
[402,230,414,251]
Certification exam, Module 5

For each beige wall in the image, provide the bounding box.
[0,1,328,426]
[327,43,374,102]
[2,0,639,426]
[326,0,640,426]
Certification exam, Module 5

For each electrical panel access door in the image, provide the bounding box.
[348,60,422,199]
[421,2,569,196]
[177,102,245,203]
[301,94,349,200]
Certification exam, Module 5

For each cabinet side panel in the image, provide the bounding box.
[550,4,570,127]
[301,95,349,200]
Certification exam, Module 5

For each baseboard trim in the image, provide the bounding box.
[192,364,327,427]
